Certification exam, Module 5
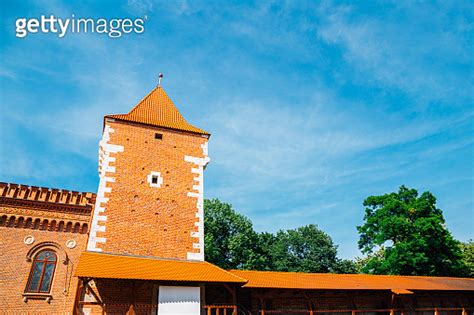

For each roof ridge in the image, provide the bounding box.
[128,85,161,116]
[229,269,474,280]
[206,262,248,283]
[105,86,209,135]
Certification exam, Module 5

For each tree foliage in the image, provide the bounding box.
[204,199,356,273]
[357,186,465,276]
[460,240,474,278]
[204,199,267,270]
[270,224,355,273]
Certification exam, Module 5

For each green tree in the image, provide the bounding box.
[204,199,358,273]
[269,224,349,273]
[354,248,386,274]
[204,199,268,270]
[460,240,474,277]
[333,258,359,274]
[357,186,465,276]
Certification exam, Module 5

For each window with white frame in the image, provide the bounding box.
[147,171,163,188]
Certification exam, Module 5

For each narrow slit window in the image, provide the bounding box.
[148,171,163,188]
[155,133,163,140]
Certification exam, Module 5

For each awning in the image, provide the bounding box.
[75,251,246,283]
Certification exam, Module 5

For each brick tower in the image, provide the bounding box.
[86,85,210,261]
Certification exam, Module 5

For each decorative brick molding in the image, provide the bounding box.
[0,214,88,234]
[87,124,123,252]
[26,241,69,264]
[184,141,210,261]
[0,182,95,215]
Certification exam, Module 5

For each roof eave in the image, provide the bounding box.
[103,115,211,138]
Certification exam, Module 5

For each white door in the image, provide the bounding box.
[157,286,200,315]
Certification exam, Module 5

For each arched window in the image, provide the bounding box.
[25,250,57,293]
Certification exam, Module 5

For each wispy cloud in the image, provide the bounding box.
[1,1,472,258]
[316,2,474,105]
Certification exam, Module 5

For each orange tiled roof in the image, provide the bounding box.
[230,270,474,292]
[105,86,209,135]
[75,252,245,283]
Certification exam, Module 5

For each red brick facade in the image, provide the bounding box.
[86,120,209,259]
[0,183,94,313]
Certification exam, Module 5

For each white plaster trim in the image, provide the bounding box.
[66,239,77,249]
[184,141,209,261]
[24,235,35,245]
[147,171,164,188]
[87,124,124,252]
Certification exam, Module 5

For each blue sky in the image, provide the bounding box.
[0,0,472,259]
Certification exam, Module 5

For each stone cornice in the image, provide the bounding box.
[0,182,95,215]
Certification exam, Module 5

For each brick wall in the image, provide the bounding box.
[0,183,93,314]
[87,119,209,260]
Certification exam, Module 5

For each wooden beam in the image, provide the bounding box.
[73,278,86,315]
[86,280,103,305]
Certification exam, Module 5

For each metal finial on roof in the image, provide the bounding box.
[158,73,164,87]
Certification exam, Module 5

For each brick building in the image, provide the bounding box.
[0,183,93,313]
[1,84,473,314]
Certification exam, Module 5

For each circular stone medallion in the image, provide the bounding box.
[66,239,77,249]
[23,235,35,245]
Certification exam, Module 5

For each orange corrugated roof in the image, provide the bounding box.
[106,86,209,135]
[230,270,474,291]
[75,252,245,283]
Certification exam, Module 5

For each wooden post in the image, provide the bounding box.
[207,306,211,315]
[257,291,265,315]
[73,278,86,315]
[126,304,135,315]
[232,287,237,310]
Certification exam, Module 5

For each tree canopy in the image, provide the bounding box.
[460,240,474,278]
[269,224,356,273]
[204,198,356,273]
[204,199,267,270]
[357,185,466,276]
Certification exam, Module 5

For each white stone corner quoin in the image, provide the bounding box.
[184,141,210,261]
[147,171,164,188]
[87,124,124,252]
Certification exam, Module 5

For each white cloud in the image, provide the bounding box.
[316,3,473,105]
[204,89,462,207]
[126,0,153,15]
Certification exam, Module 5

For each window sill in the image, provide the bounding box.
[22,293,53,303]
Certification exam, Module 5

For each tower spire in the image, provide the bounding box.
[158,73,163,87]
